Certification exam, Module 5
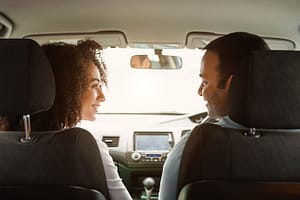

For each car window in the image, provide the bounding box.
[100,47,206,114]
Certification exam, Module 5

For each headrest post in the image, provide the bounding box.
[243,128,261,138]
[20,114,37,143]
[23,114,31,139]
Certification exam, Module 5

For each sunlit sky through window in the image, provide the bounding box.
[99,47,206,114]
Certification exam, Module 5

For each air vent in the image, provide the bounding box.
[102,136,119,147]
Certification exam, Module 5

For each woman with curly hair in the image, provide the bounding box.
[31,40,132,200]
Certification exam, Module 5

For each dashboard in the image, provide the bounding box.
[80,112,207,198]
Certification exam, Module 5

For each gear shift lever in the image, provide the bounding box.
[143,177,155,200]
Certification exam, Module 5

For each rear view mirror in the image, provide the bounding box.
[130,55,182,69]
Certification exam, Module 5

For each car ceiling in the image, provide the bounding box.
[1,0,300,48]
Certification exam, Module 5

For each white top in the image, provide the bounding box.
[77,121,132,200]
[96,139,133,200]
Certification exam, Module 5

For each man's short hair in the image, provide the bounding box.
[204,32,270,88]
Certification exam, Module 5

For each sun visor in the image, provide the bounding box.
[24,31,128,48]
[186,32,296,50]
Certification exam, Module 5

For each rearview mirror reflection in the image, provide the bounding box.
[130,55,182,69]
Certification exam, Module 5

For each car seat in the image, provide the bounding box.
[177,50,300,200]
[0,39,110,200]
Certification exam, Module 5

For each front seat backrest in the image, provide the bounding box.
[0,39,110,200]
[177,50,300,198]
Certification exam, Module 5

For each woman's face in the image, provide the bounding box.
[81,62,105,121]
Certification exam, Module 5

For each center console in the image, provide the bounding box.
[127,131,174,167]
[114,131,174,199]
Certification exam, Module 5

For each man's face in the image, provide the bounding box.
[198,50,231,119]
[131,56,151,69]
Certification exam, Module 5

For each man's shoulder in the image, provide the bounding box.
[216,116,245,129]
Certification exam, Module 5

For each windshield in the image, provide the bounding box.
[99,47,206,114]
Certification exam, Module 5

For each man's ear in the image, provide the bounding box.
[224,75,233,91]
[218,75,233,89]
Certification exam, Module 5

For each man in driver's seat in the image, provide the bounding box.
[159,32,270,200]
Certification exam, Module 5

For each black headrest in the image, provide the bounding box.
[0,39,55,115]
[229,50,300,129]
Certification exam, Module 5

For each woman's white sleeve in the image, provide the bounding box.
[96,139,133,200]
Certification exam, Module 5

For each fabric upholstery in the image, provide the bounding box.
[0,39,110,200]
[0,39,55,115]
[0,185,106,200]
[229,50,300,128]
[177,50,300,198]
[177,123,300,194]
[178,181,300,200]
[0,128,110,199]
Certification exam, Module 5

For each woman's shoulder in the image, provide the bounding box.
[95,138,109,149]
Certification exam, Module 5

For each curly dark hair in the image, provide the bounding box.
[77,39,108,87]
[31,39,107,131]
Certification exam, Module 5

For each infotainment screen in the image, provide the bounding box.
[134,132,172,151]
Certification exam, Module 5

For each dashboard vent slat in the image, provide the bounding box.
[102,136,119,147]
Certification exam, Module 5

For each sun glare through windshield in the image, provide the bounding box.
[99,48,206,114]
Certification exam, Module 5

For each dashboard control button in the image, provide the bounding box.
[131,152,141,161]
